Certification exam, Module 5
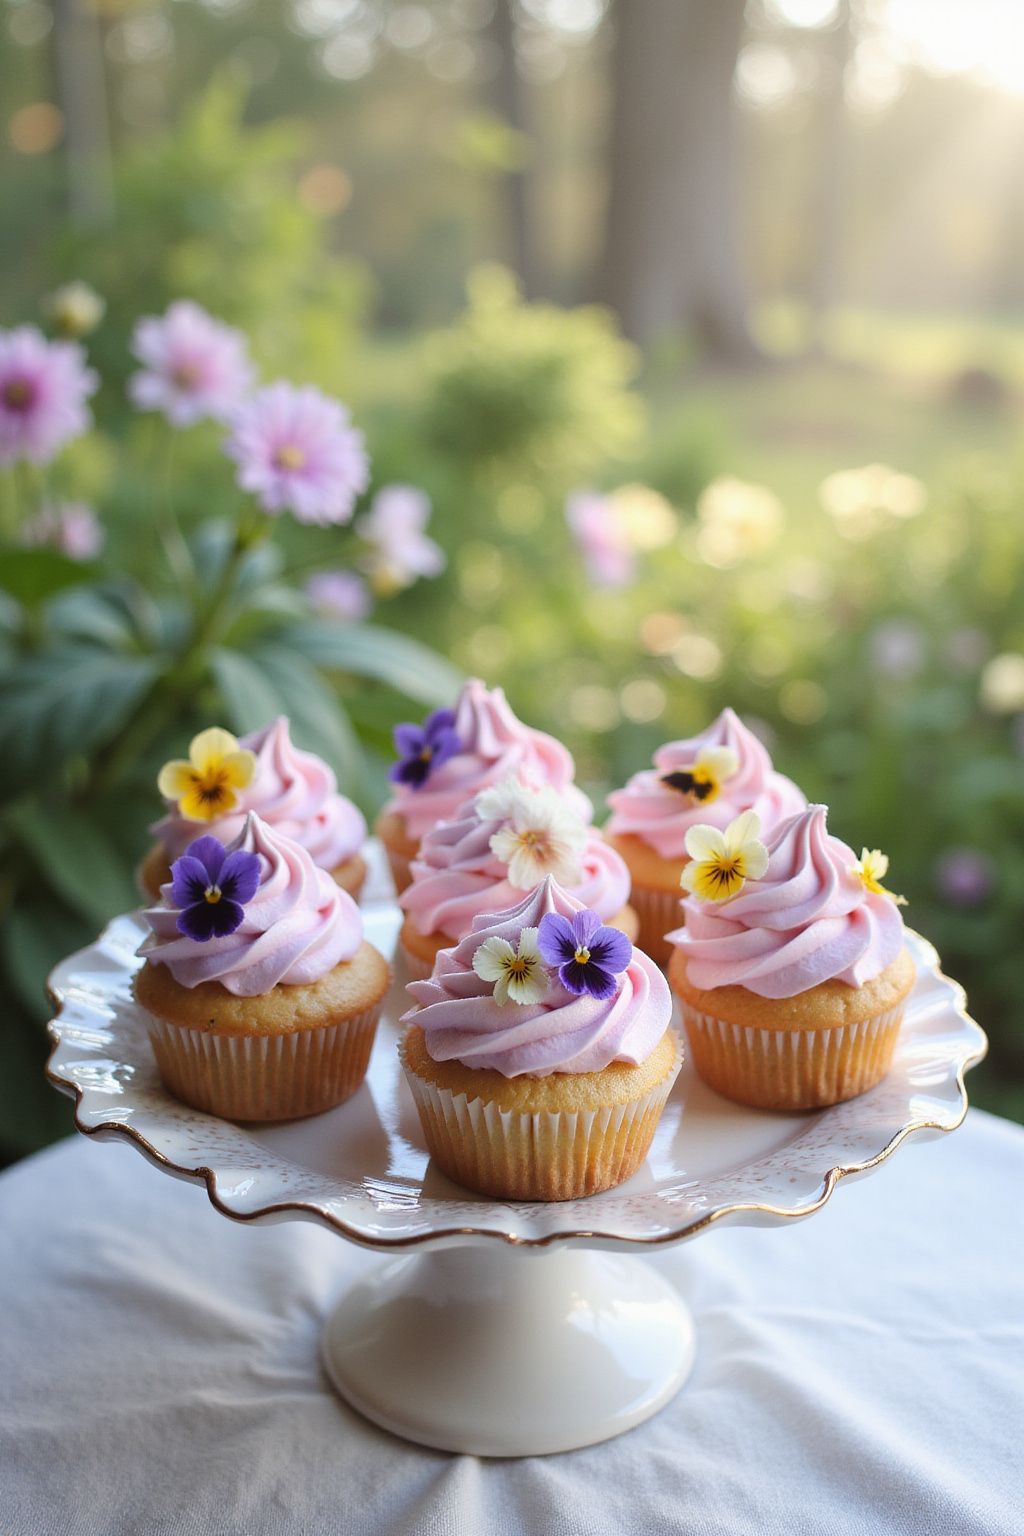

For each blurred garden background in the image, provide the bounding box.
[1,0,1023,1159]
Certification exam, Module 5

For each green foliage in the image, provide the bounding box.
[420,266,646,490]
[54,77,371,404]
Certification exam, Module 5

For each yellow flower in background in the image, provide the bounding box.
[608,483,677,551]
[819,464,926,541]
[661,745,739,806]
[850,848,907,906]
[157,728,257,823]
[695,476,784,568]
[681,811,769,903]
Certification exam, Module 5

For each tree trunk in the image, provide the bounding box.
[486,0,538,298]
[806,0,854,349]
[51,0,114,229]
[596,0,757,362]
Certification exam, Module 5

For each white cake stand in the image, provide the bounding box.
[46,855,986,1457]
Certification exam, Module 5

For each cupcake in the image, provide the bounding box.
[399,777,638,980]
[140,717,367,901]
[400,876,681,1201]
[134,811,389,1121]
[375,677,592,894]
[606,707,805,965]
[667,804,915,1110]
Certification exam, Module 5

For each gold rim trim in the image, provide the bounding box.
[44,925,988,1251]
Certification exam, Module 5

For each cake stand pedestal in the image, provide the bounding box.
[322,1243,695,1456]
[46,866,986,1458]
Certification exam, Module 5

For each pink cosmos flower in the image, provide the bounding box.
[129,300,254,427]
[0,326,97,466]
[565,490,634,588]
[359,484,445,592]
[225,381,369,526]
[22,500,104,561]
[305,569,372,623]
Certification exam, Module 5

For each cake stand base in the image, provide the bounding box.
[322,1243,695,1456]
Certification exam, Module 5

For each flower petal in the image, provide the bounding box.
[156,760,194,801]
[561,959,617,1001]
[222,748,257,789]
[169,854,212,909]
[725,809,762,853]
[739,839,769,881]
[182,836,226,882]
[189,726,241,772]
[587,925,632,975]
[684,823,726,863]
[472,936,515,984]
[700,745,739,782]
[569,908,602,949]
[505,965,546,1006]
[393,723,425,758]
[537,912,577,966]
[219,848,261,905]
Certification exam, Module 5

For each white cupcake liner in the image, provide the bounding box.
[630,883,686,968]
[399,1030,683,1201]
[145,1001,383,1122]
[680,1001,905,1110]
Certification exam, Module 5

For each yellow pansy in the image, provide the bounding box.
[157,727,257,823]
[661,745,739,806]
[680,810,769,903]
[850,848,907,906]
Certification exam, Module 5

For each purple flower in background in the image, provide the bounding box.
[226,381,369,526]
[565,490,634,588]
[389,708,460,789]
[0,326,97,466]
[170,835,261,942]
[129,301,253,427]
[934,848,994,909]
[305,569,372,623]
[538,909,632,1001]
[22,501,104,560]
[359,484,445,593]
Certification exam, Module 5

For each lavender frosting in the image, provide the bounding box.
[139,813,362,996]
[403,876,671,1077]
[400,801,631,941]
[382,678,592,839]
[668,805,905,998]
[152,715,366,870]
[607,707,805,860]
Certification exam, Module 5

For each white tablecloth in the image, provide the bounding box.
[2,1110,1021,1536]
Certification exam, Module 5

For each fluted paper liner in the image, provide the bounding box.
[400,1030,683,1202]
[630,883,685,968]
[146,1001,383,1121]
[680,1001,905,1110]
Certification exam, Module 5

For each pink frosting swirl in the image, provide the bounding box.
[668,805,905,998]
[138,813,362,996]
[152,715,366,870]
[382,678,592,839]
[401,802,631,940]
[607,707,806,859]
[402,876,671,1077]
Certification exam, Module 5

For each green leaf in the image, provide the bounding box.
[211,643,364,795]
[11,804,140,927]
[285,621,463,706]
[0,898,92,1021]
[0,646,159,799]
[0,548,99,608]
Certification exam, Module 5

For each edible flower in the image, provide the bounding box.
[660,745,739,805]
[484,780,586,889]
[850,847,907,905]
[473,927,547,1006]
[680,810,769,903]
[537,909,631,1001]
[389,707,461,789]
[157,727,257,823]
[169,834,261,942]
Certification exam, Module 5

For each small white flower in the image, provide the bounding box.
[487,783,586,889]
[680,810,769,903]
[472,927,547,1005]
[474,775,529,823]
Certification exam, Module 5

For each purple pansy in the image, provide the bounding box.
[169,835,261,943]
[537,909,632,1001]
[389,707,461,789]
